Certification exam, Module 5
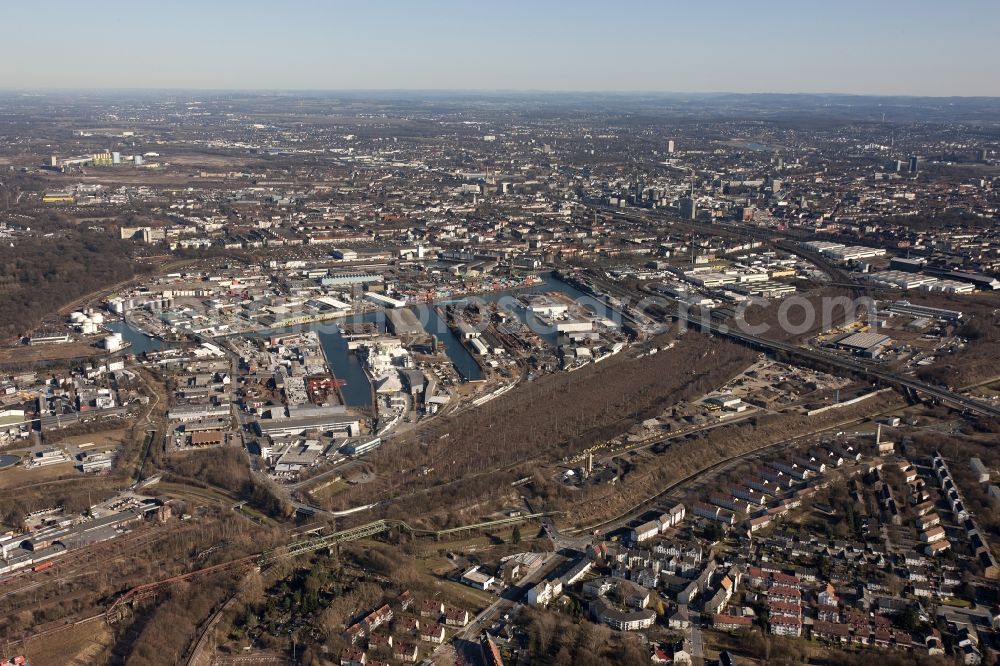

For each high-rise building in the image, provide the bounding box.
[977,148,988,162]
[679,196,696,220]
[666,140,675,153]
[908,156,919,173]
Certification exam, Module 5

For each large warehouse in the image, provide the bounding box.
[832,331,892,358]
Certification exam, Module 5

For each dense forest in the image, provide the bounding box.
[0,221,141,340]
[519,607,647,666]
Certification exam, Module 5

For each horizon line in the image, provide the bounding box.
[2,87,999,100]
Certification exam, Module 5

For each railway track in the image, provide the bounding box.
[0,528,164,602]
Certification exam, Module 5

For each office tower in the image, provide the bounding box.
[909,156,919,173]
[680,196,696,220]
[666,140,675,153]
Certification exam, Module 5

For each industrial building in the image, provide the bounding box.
[831,331,892,357]
[339,436,382,456]
[320,272,383,287]
[884,300,963,322]
[386,308,426,337]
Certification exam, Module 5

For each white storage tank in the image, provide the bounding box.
[69,311,87,323]
[103,333,124,352]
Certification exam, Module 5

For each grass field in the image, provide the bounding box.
[154,480,239,505]
[152,481,279,528]
[402,530,528,613]
[408,549,495,612]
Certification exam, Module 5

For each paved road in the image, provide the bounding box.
[688,609,704,658]
[443,553,564,665]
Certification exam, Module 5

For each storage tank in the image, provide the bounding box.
[82,321,98,335]
[69,311,87,323]
[103,334,123,352]
[89,312,105,325]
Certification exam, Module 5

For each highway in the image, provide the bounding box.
[584,205,1000,418]
[578,259,1000,421]
[671,308,1000,419]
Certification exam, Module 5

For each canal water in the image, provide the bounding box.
[135,272,609,406]
[317,312,382,407]
[418,305,485,382]
[423,272,615,378]
[262,312,382,408]
[104,320,169,356]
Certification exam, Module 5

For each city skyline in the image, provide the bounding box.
[2,0,998,96]
[0,25,999,662]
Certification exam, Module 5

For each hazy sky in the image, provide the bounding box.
[3,0,997,95]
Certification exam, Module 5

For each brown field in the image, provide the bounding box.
[0,460,79,490]
[51,428,127,448]
[0,340,107,365]
[165,153,261,168]
[18,618,112,666]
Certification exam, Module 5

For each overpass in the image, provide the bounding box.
[671,308,1000,419]
[105,512,557,622]
[269,511,559,560]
